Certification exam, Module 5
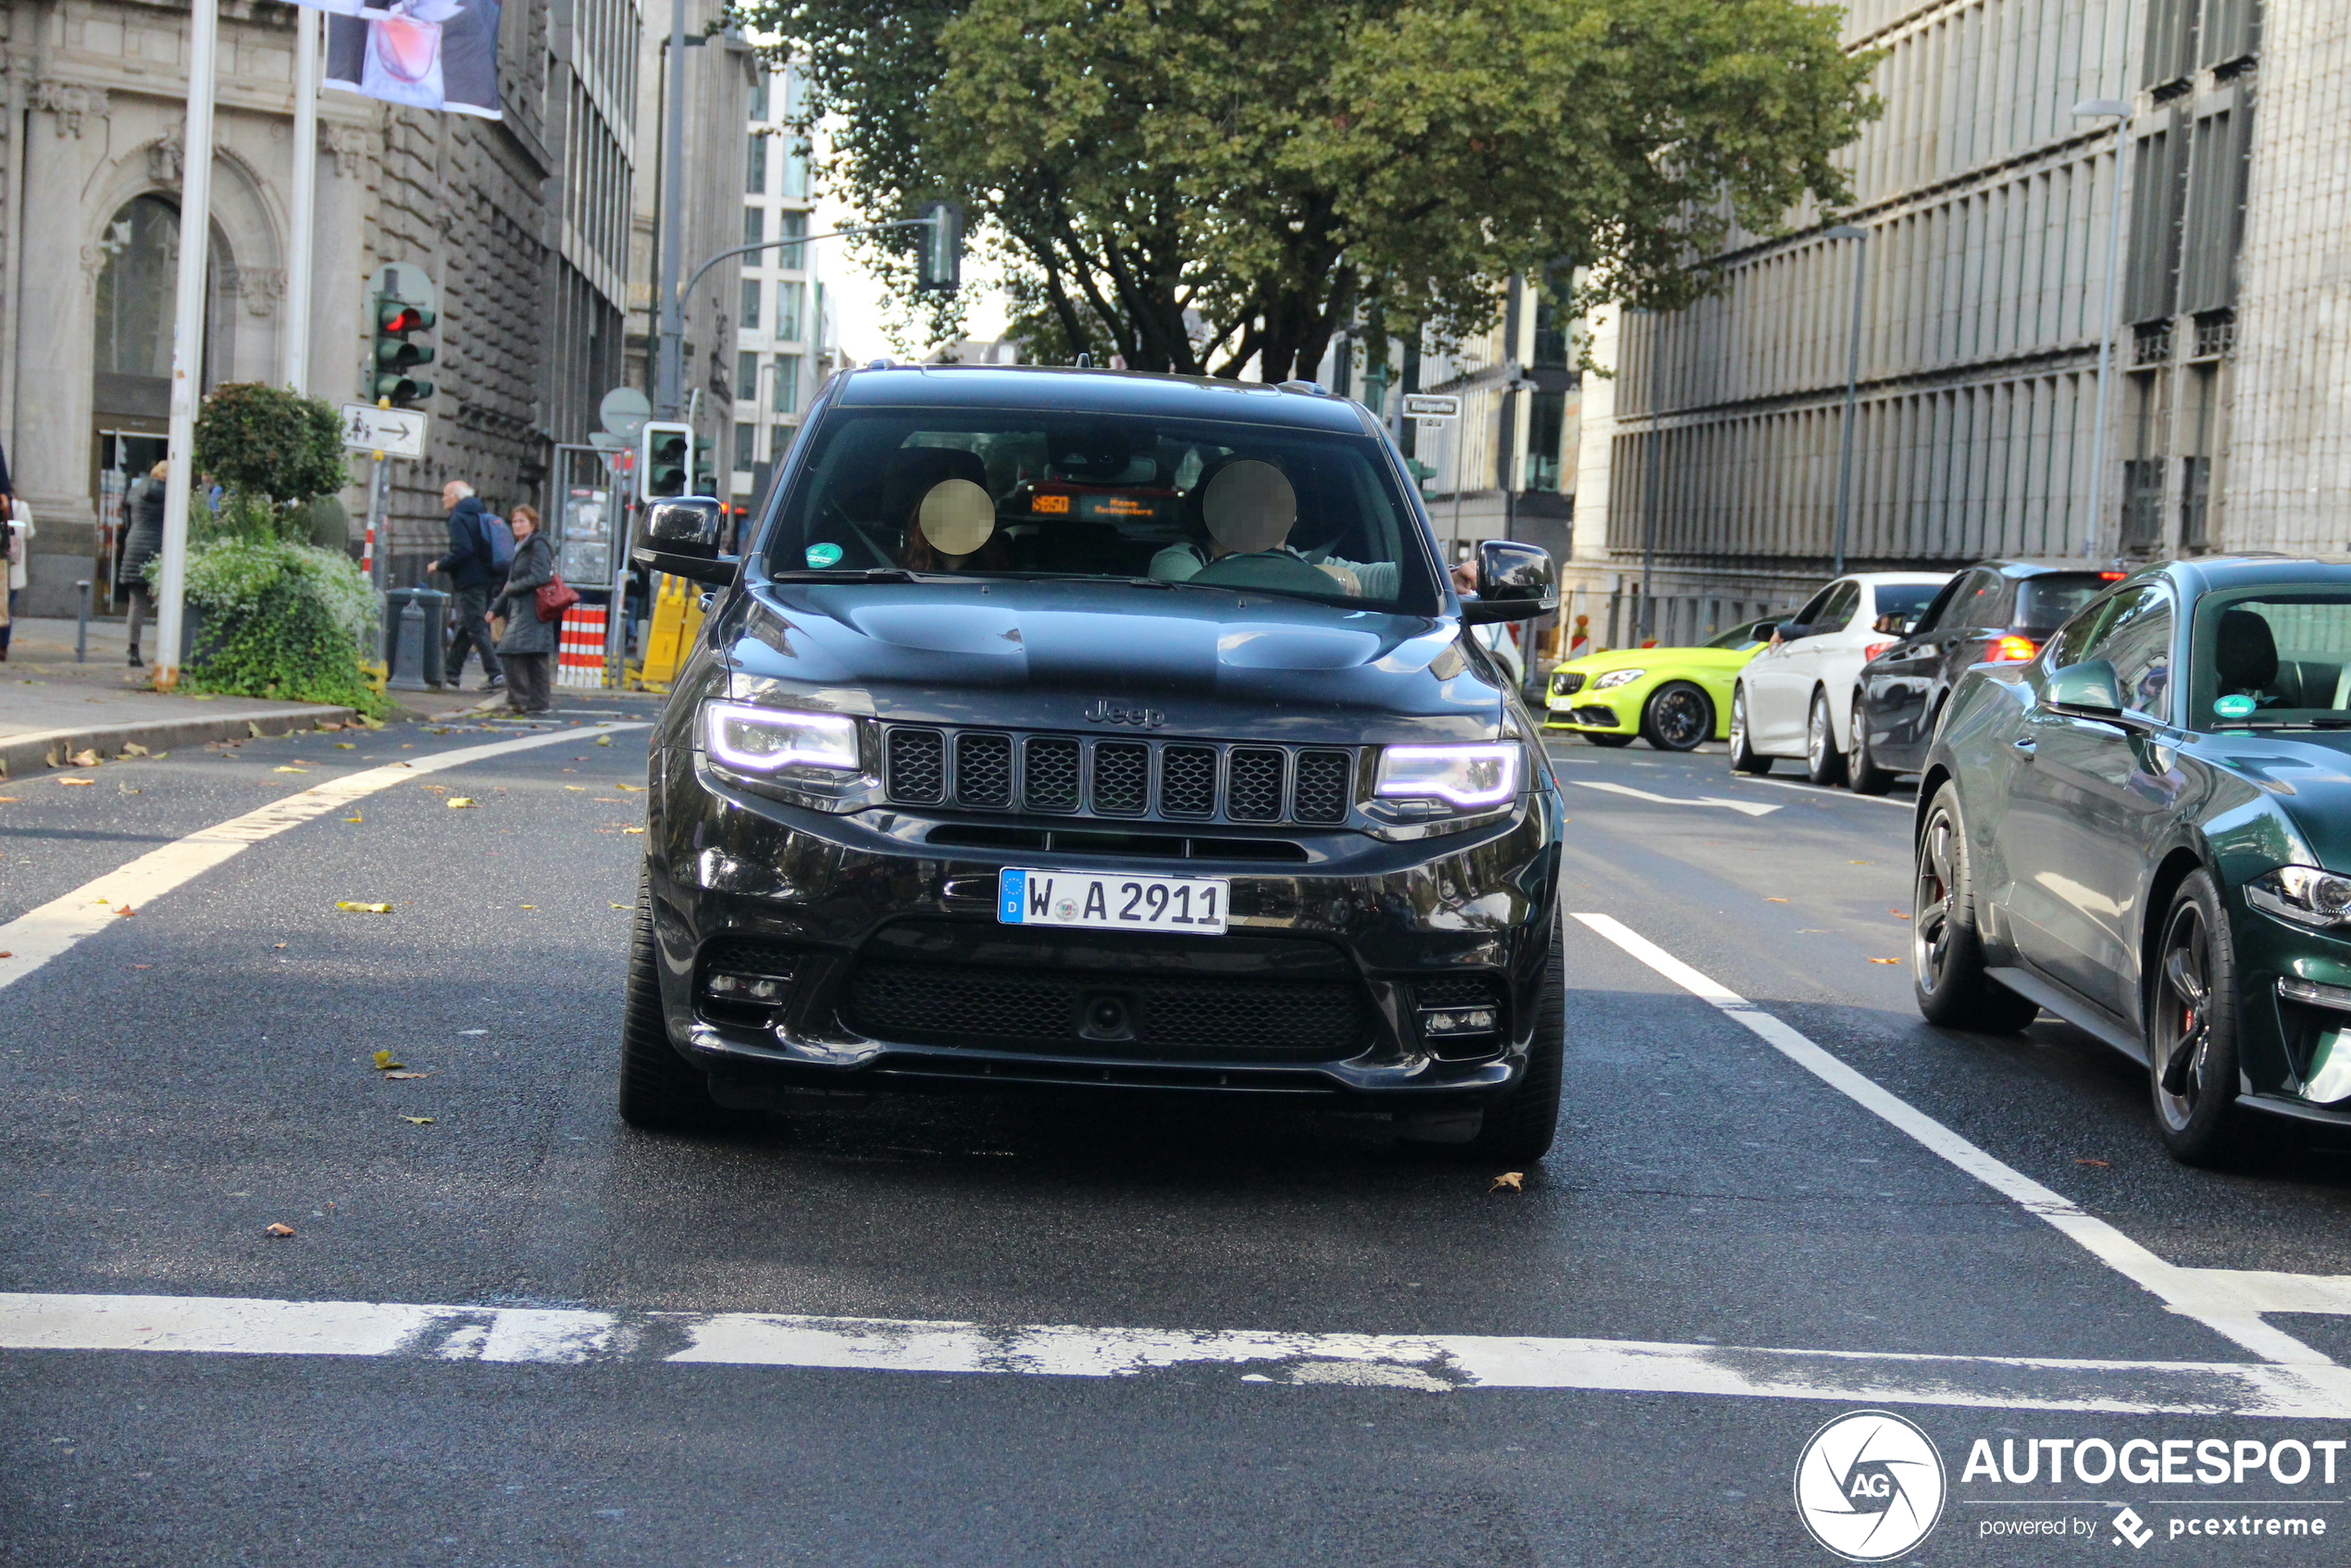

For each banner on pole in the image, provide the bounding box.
[312,0,503,119]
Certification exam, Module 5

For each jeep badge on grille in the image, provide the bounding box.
[1083,699,1166,728]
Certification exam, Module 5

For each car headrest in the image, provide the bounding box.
[2216,607,2280,690]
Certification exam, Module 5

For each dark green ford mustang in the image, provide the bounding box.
[1915,557,2351,1164]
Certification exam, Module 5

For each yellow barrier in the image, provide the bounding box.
[633,573,705,691]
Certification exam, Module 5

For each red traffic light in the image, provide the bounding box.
[378,303,435,333]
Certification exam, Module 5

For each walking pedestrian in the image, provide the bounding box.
[432,479,504,691]
[1,497,32,661]
[119,461,167,667]
[491,504,555,715]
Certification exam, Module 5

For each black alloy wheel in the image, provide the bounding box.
[1728,686,1772,775]
[1911,785,2039,1032]
[617,871,746,1132]
[2147,871,2247,1166]
[1641,681,1714,752]
[1804,690,1847,787]
[1847,692,1897,795]
[1585,731,1636,749]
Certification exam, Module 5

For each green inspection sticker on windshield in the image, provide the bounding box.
[805,543,843,568]
[2215,694,2258,718]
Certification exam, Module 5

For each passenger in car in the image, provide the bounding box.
[1147,457,1398,597]
[884,447,1012,573]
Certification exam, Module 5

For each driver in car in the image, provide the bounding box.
[1148,458,1398,598]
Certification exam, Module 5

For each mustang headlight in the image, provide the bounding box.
[1590,667,1646,691]
[701,701,862,776]
[2248,865,2351,928]
[1374,742,1523,811]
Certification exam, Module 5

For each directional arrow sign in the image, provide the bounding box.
[340,404,428,459]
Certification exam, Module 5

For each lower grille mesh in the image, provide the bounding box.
[850,963,1368,1053]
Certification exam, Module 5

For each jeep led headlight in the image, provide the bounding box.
[702,702,861,775]
[1374,742,1522,811]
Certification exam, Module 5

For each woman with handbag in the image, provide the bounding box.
[490,505,560,715]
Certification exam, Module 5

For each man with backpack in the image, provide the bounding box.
[432,479,504,691]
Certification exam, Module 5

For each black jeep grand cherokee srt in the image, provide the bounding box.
[622,364,1568,1159]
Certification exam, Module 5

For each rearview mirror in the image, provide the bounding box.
[1461,540,1558,626]
[2045,658,2121,716]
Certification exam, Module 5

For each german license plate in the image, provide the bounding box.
[997,868,1229,935]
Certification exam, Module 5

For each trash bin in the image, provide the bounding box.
[386,586,449,691]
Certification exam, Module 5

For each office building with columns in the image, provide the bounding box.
[1565,0,2342,652]
[0,0,648,610]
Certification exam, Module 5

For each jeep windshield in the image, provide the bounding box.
[765,407,1439,613]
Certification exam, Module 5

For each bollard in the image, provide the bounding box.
[387,591,430,691]
[75,580,92,663]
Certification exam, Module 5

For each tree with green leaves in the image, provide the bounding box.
[745,0,1878,378]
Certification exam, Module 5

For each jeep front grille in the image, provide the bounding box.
[880,726,1356,828]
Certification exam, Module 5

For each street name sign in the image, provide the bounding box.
[1402,394,1461,419]
[340,404,428,459]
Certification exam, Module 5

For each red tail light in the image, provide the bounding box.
[2098,571,2126,580]
[1986,635,2038,663]
[1863,640,1895,662]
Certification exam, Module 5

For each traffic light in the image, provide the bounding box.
[914,201,964,292]
[692,431,716,496]
[639,420,692,499]
[372,294,436,405]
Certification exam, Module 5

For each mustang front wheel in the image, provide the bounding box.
[2147,871,2247,1166]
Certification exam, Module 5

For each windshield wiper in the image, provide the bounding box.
[766,567,916,583]
[2225,716,2351,729]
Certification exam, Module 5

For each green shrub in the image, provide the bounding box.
[194,383,350,509]
[177,535,388,716]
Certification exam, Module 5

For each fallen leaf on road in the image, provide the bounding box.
[0,796,18,802]
[594,798,622,803]
[400,1115,435,1125]
[343,815,363,824]
[1889,909,1909,919]
[120,743,150,757]
[272,766,309,774]
[1867,957,1901,964]
[1764,897,1789,903]
[118,786,142,795]
[446,798,477,809]
[56,778,94,786]
[70,750,100,766]
[596,736,612,746]
[117,906,135,918]
[317,723,342,732]
[372,1051,404,1070]
[335,902,393,914]
[272,943,287,950]
[1489,1172,1524,1193]
[519,904,538,910]
[247,723,264,739]
[0,952,11,959]
[131,964,151,969]
[385,1070,435,1080]
[565,785,587,791]
[610,902,629,910]
[1850,860,1872,865]
[265,1223,295,1238]
[2075,1158,2111,1167]
[335,742,356,750]
[622,827,644,835]
[615,783,645,791]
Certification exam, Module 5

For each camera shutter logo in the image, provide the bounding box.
[1793,1410,1947,1562]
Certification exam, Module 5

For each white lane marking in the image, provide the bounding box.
[10,1291,2351,1414]
[1731,776,1914,809]
[0,722,651,992]
[1569,780,1780,817]
[1573,913,2330,1367]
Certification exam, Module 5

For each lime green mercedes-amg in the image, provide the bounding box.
[1545,618,1775,750]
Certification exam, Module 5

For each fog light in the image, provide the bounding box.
[1420,1006,1499,1038]
[705,970,790,1002]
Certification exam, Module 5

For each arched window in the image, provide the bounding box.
[92,194,236,408]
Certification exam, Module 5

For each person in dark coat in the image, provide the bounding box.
[432,479,504,691]
[119,460,168,667]
[490,505,555,715]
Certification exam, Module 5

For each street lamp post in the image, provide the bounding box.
[2075,98,2131,562]
[1824,224,1869,578]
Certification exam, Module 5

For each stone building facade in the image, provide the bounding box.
[0,0,647,609]
[1565,0,2317,652]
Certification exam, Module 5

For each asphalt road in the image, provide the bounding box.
[9,712,2351,1565]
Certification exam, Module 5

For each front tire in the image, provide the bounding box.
[1912,785,2039,1032]
[1457,918,1565,1163]
[1847,692,1897,795]
[617,872,741,1132]
[1728,686,1772,774]
[2147,872,2247,1166]
[1641,681,1713,752]
[1805,690,1847,787]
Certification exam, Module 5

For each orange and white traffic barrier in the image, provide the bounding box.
[557,604,608,689]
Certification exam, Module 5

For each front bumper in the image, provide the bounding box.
[648,753,1562,1108]
[1544,689,1635,732]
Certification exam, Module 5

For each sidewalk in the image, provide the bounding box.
[0,616,528,779]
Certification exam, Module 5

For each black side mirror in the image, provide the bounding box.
[632,496,737,585]
[1461,540,1558,626]
[2045,658,2121,716]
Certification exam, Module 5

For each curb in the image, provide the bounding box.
[0,704,361,781]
